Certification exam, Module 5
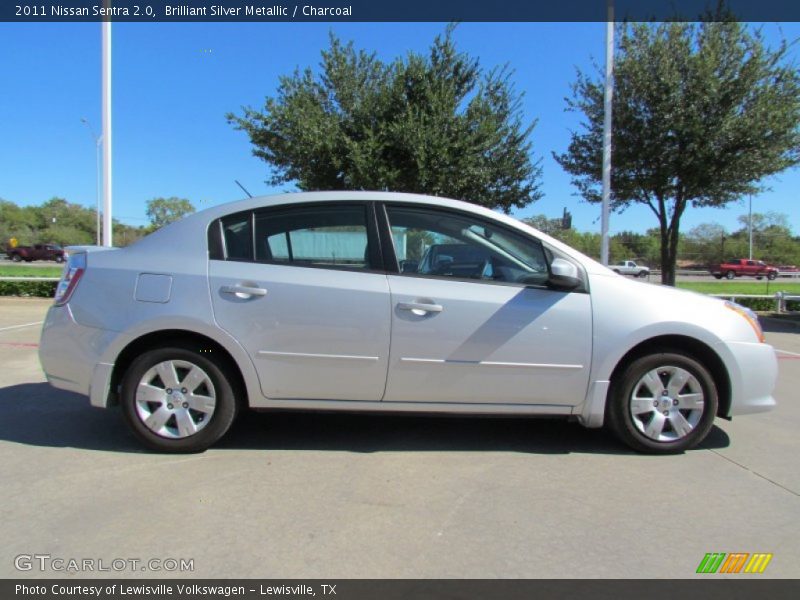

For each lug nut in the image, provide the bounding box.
[653,400,659,407]
[182,402,188,408]
[181,388,187,393]
[673,399,679,406]
[167,403,174,409]
[166,388,173,394]
[663,410,669,416]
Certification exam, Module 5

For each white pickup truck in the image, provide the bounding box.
[612,260,650,278]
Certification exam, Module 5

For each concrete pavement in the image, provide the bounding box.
[0,298,797,578]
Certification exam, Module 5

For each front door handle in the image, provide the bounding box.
[398,301,443,315]
[221,285,268,299]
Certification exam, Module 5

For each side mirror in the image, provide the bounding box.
[548,258,582,291]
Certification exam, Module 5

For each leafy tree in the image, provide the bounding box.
[555,19,800,285]
[0,200,37,246]
[38,224,94,247]
[522,215,564,236]
[732,211,799,264]
[683,222,728,266]
[113,222,150,247]
[146,197,195,229]
[228,26,542,213]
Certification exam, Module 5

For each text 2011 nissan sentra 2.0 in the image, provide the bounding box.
[38,192,777,453]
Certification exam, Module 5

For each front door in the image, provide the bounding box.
[381,205,592,406]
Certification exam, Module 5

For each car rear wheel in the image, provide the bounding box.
[607,352,718,453]
[637,271,648,278]
[120,346,238,453]
[55,255,64,263]
[767,272,777,280]
[725,271,735,280]
[11,254,21,262]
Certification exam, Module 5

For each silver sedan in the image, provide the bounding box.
[39,192,777,453]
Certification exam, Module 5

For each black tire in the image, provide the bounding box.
[55,255,64,263]
[613,269,620,274]
[606,351,718,454]
[767,272,777,281]
[756,276,763,280]
[713,274,722,280]
[120,346,239,453]
[10,254,21,262]
[637,270,648,278]
[725,271,735,280]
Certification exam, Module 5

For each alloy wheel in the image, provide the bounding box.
[134,360,217,439]
[628,365,705,442]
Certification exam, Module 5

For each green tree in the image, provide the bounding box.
[0,199,37,246]
[228,26,542,213]
[555,19,800,285]
[683,222,728,266]
[145,197,195,229]
[522,215,564,236]
[733,212,799,264]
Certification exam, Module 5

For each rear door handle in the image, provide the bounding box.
[398,301,443,315]
[221,285,268,298]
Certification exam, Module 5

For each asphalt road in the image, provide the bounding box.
[0,298,797,579]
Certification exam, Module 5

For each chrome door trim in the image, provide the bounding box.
[258,350,380,362]
[399,357,584,369]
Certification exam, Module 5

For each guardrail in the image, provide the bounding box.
[651,269,800,278]
[711,292,800,313]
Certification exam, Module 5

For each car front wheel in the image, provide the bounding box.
[607,352,718,453]
[767,272,777,280]
[725,271,735,280]
[120,346,238,452]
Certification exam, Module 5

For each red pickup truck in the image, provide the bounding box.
[713,258,778,280]
[6,244,65,263]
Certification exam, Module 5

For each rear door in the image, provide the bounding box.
[208,202,392,401]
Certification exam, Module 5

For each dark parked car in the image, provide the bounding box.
[6,244,65,263]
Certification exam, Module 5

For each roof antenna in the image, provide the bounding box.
[235,180,253,198]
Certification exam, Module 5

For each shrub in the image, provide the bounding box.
[0,280,57,297]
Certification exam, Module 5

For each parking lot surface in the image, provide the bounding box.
[1,297,798,578]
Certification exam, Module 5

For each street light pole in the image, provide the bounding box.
[600,0,615,266]
[101,20,113,247]
[748,194,753,260]
[80,118,102,246]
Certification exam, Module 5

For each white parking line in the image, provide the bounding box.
[0,321,43,332]
[776,348,800,358]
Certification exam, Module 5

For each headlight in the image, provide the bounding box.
[725,301,765,343]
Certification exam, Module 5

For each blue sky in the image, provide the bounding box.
[1,21,798,235]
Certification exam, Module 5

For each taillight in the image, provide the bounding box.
[54,253,86,306]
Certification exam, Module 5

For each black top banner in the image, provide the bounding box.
[4,0,800,22]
